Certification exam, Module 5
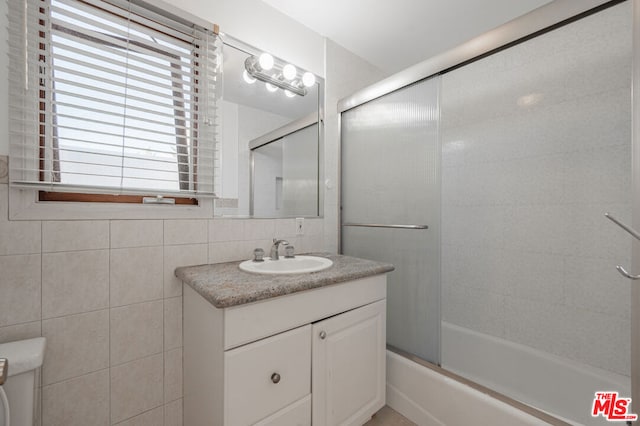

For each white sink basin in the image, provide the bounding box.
[239,256,333,275]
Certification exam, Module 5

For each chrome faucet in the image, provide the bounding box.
[270,238,289,260]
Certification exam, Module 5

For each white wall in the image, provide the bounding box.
[160,0,324,78]
[220,100,240,199]
[0,0,8,155]
[323,39,387,252]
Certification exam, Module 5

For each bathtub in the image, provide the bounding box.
[386,322,630,426]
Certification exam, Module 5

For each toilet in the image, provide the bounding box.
[0,338,46,426]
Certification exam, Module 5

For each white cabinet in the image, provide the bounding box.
[312,300,386,426]
[183,274,387,426]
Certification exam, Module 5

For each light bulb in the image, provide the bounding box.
[266,82,278,92]
[258,53,274,71]
[282,64,297,80]
[302,72,315,87]
[284,89,295,98]
[242,70,256,84]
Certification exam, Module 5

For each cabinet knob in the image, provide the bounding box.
[319,331,327,340]
[271,373,281,384]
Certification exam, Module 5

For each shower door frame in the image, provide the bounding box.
[338,0,639,421]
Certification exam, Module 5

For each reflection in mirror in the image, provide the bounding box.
[215,36,323,218]
[251,117,319,217]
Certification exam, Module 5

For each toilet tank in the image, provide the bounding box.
[0,338,46,426]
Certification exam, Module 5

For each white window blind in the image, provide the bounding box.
[8,0,222,198]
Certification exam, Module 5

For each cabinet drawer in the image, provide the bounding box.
[224,325,311,426]
[254,395,311,426]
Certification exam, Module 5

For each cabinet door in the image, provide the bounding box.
[312,300,386,426]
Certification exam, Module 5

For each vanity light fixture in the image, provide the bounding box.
[244,54,315,97]
[282,63,296,80]
[265,81,278,92]
[302,72,316,87]
[258,53,274,70]
[242,69,256,84]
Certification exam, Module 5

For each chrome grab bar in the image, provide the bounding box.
[0,358,7,386]
[605,212,640,280]
[343,223,428,230]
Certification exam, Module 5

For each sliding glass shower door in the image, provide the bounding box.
[341,78,441,363]
[340,2,633,424]
[439,3,631,424]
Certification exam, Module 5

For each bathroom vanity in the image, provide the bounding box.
[176,254,394,426]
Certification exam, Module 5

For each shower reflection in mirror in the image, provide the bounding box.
[250,114,320,217]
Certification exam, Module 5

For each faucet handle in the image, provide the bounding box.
[253,248,265,262]
[284,245,295,258]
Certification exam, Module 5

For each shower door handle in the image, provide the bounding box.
[605,213,640,280]
[343,223,429,230]
[605,213,640,241]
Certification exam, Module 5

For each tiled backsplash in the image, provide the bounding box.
[0,181,324,426]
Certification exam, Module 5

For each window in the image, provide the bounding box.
[8,0,221,201]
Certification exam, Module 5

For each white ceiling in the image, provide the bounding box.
[261,0,553,74]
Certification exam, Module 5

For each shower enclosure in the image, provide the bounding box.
[340,1,635,424]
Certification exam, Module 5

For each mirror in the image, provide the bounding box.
[215,37,323,218]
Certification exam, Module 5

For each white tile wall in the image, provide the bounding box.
[110,301,163,366]
[43,220,109,252]
[42,310,110,385]
[110,246,163,307]
[0,186,40,255]
[441,3,631,376]
[110,354,164,424]
[0,180,325,425]
[163,348,182,404]
[110,220,163,249]
[42,249,109,318]
[164,220,208,246]
[0,254,41,327]
[163,399,183,426]
[42,369,110,426]
[163,297,182,351]
[162,244,207,297]
[114,407,164,426]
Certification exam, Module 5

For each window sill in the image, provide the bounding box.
[9,186,214,220]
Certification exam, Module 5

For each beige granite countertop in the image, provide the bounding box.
[175,253,394,308]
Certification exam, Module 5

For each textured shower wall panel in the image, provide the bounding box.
[440,2,632,375]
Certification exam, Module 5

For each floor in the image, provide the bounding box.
[364,406,416,426]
